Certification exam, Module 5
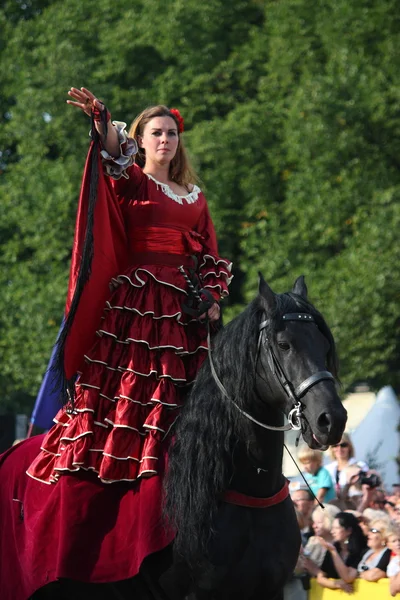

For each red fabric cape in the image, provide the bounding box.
[0,436,174,599]
[64,143,129,379]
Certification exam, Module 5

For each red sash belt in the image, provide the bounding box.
[130,226,203,256]
[222,479,289,509]
[131,252,195,268]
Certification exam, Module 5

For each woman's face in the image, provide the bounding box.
[387,533,400,556]
[332,439,350,461]
[139,116,179,166]
[331,518,351,543]
[367,526,384,550]
[313,515,329,537]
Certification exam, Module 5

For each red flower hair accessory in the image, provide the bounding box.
[170,108,184,133]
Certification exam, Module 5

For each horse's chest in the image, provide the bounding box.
[190,502,300,599]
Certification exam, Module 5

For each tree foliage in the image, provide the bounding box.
[0,0,399,414]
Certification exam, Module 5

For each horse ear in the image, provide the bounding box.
[258,272,276,312]
[292,275,308,299]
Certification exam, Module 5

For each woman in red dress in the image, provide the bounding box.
[27,87,232,486]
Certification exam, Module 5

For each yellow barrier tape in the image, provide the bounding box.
[309,577,392,599]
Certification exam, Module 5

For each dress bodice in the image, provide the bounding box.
[111,165,205,235]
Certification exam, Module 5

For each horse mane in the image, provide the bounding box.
[164,289,338,562]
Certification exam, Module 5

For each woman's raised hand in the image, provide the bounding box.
[67,87,105,118]
[315,537,335,552]
[67,87,120,155]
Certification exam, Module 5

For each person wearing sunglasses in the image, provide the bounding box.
[325,433,368,505]
[357,519,391,581]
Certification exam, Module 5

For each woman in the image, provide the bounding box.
[315,512,367,592]
[357,518,391,581]
[387,523,400,596]
[303,504,340,567]
[27,87,232,485]
[325,432,368,508]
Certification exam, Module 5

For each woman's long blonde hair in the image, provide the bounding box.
[128,105,198,189]
[329,431,355,460]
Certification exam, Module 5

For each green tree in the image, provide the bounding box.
[0,0,399,418]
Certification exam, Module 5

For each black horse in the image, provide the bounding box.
[156,274,347,599]
[3,276,347,600]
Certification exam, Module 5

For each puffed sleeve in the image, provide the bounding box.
[100,121,146,201]
[195,199,233,300]
[100,121,138,180]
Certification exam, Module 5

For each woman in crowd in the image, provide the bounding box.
[325,432,368,509]
[303,504,340,567]
[387,523,400,596]
[357,518,391,581]
[315,512,367,592]
[27,87,232,485]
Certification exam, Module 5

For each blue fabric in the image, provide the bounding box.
[30,330,62,430]
[303,466,336,502]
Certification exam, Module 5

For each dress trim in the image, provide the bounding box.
[99,393,117,402]
[104,302,197,324]
[203,283,230,297]
[119,270,189,295]
[116,366,187,382]
[119,394,179,408]
[146,174,201,205]
[199,254,233,270]
[202,270,234,284]
[103,419,146,435]
[100,121,137,180]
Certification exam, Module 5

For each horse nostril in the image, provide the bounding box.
[317,412,332,431]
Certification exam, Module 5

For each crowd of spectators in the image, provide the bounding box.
[286,433,400,597]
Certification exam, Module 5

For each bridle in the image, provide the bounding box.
[208,311,335,432]
[177,264,335,433]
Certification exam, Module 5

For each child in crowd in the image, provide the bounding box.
[298,447,336,504]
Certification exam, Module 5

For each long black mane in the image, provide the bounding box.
[164,289,338,562]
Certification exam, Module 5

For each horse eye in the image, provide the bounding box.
[278,342,290,351]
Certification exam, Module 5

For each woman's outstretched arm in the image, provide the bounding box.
[67,86,121,157]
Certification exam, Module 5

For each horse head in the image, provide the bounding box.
[256,274,347,449]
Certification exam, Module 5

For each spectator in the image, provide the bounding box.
[391,484,400,501]
[325,433,368,507]
[362,508,390,523]
[343,471,387,512]
[304,504,340,567]
[291,488,315,546]
[387,523,400,596]
[370,488,389,510]
[387,501,400,525]
[357,518,391,581]
[298,447,336,504]
[314,512,367,592]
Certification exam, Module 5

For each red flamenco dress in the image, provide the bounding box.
[14,122,232,593]
[28,122,232,484]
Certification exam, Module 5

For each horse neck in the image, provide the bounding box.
[229,404,285,498]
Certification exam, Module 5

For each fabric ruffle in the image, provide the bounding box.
[27,263,210,485]
[100,121,137,180]
[199,253,233,299]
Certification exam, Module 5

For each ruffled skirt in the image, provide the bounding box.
[27,264,209,484]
